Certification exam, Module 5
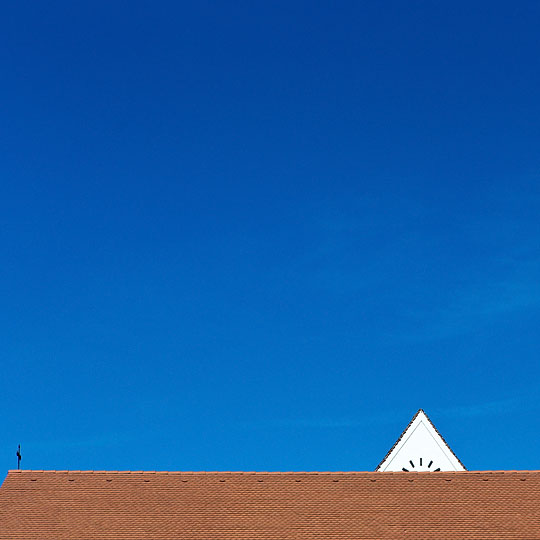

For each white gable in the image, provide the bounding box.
[376,409,465,472]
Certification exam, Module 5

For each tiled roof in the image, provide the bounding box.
[2,469,540,539]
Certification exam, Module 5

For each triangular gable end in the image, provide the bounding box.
[376,409,466,472]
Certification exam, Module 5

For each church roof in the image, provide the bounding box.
[2,469,540,539]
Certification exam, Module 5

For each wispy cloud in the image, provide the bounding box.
[292,185,540,342]
[433,397,530,419]
[243,409,406,430]
[400,255,540,341]
[260,396,539,431]
[28,430,137,452]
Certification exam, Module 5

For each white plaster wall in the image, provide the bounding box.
[377,411,465,472]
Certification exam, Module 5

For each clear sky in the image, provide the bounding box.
[1,1,540,476]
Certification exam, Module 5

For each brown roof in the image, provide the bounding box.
[2,470,540,539]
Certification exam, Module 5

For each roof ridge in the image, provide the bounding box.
[9,469,540,474]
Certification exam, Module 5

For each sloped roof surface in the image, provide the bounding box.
[2,470,540,539]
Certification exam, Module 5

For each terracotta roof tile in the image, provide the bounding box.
[2,470,540,539]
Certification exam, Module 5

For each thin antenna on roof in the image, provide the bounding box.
[16,445,21,470]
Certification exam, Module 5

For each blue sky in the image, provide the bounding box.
[1,1,540,476]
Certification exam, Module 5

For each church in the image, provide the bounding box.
[1,409,539,539]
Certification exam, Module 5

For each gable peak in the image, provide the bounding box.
[376,409,466,472]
